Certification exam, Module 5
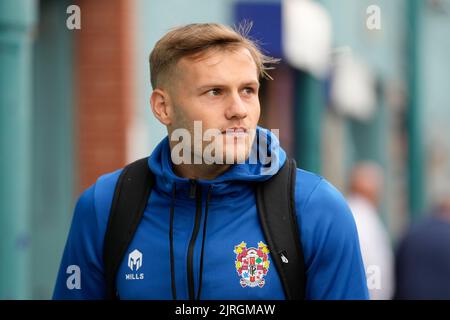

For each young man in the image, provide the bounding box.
[53,23,369,300]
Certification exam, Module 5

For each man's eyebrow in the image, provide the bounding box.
[241,81,260,87]
[196,81,260,91]
[196,84,226,91]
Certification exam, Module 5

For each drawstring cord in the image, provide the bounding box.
[169,184,177,300]
[196,186,212,300]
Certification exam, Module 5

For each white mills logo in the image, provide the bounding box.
[128,249,143,271]
[125,249,144,280]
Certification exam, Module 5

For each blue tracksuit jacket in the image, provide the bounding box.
[53,127,369,300]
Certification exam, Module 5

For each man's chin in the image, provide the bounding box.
[222,147,251,164]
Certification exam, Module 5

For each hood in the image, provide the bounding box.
[148,126,287,199]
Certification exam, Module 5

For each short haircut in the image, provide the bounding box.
[149,22,279,89]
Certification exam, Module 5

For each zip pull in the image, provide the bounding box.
[279,251,289,264]
[189,179,197,199]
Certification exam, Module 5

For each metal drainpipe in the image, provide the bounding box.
[294,69,323,174]
[406,0,424,220]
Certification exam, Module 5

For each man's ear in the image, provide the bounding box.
[150,88,173,126]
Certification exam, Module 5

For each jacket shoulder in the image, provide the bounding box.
[293,168,369,299]
[294,168,353,221]
[91,168,124,228]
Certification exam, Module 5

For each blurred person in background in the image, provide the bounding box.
[394,195,450,299]
[347,162,395,300]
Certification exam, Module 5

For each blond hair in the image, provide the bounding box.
[149,22,279,89]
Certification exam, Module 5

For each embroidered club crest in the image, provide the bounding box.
[234,241,270,288]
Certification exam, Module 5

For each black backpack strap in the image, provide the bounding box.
[103,157,154,299]
[256,158,306,300]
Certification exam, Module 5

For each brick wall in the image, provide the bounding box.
[75,0,133,192]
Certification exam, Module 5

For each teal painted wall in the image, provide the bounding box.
[321,0,410,235]
[0,0,37,299]
[0,0,75,299]
[30,0,75,299]
[320,0,450,232]
[421,2,450,209]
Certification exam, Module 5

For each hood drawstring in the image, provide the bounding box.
[196,186,212,300]
[169,184,177,300]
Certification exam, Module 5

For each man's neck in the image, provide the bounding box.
[172,162,231,180]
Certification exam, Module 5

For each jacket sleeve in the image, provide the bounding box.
[296,177,369,300]
[52,185,106,299]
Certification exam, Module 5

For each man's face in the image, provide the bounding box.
[166,47,261,164]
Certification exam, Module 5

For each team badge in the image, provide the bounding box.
[234,241,270,288]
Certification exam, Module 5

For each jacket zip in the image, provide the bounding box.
[187,179,202,300]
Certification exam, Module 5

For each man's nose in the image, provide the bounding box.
[225,92,248,120]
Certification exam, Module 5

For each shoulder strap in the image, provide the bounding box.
[256,158,306,300]
[103,157,154,299]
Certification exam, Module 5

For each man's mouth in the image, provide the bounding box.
[221,127,248,137]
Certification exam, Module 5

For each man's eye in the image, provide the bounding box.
[206,88,221,96]
[243,87,255,95]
